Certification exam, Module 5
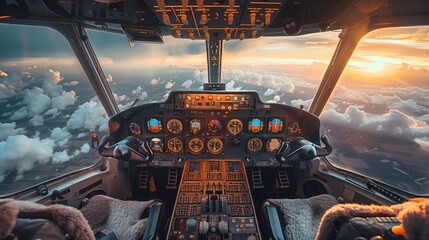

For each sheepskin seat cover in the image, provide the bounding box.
[316,198,429,240]
[80,195,153,240]
[268,194,338,240]
[0,198,94,240]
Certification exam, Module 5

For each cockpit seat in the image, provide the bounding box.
[0,196,163,240]
[80,195,164,240]
[0,198,94,240]
[262,194,338,240]
[315,198,429,240]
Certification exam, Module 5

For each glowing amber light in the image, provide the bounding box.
[0,16,11,19]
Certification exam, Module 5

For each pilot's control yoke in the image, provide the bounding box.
[276,135,332,162]
[93,135,154,162]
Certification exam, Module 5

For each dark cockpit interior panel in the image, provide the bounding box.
[108,91,320,168]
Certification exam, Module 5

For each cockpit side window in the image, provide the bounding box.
[0,24,104,196]
[321,26,429,195]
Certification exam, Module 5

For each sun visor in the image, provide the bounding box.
[121,24,163,47]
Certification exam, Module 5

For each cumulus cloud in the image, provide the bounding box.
[130,86,148,101]
[182,79,193,89]
[150,78,160,85]
[44,108,59,118]
[9,87,52,121]
[52,150,71,163]
[266,95,281,103]
[51,90,76,110]
[106,74,113,83]
[223,69,295,93]
[165,81,175,89]
[226,81,242,90]
[0,135,55,182]
[0,122,25,141]
[29,115,44,126]
[63,81,79,86]
[0,70,8,77]
[322,106,429,137]
[291,99,313,109]
[66,99,108,131]
[263,89,275,96]
[50,127,72,147]
[10,107,28,120]
[48,69,64,84]
[132,86,144,94]
[192,70,208,83]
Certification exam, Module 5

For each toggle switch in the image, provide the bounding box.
[181,13,188,25]
[250,13,256,25]
[228,13,234,25]
[162,12,170,25]
[200,13,208,25]
[265,13,271,25]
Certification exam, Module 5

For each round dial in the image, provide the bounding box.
[128,122,141,136]
[188,137,204,154]
[188,119,203,135]
[227,119,243,135]
[266,138,282,153]
[268,118,284,133]
[167,137,183,154]
[149,138,164,152]
[207,119,223,135]
[247,137,263,153]
[166,119,183,135]
[147,118,162,133]
[288,121,302,136]
[207,138,224,155]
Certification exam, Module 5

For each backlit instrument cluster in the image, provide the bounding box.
[127,117,302,155]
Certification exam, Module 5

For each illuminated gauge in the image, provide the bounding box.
[247,137,263,153]
[188,118,203,135]
[166,119,183,135]
[288,121,302,136]
[128,122,141,136]
[167,137,183,154]
[188,137,204,154]
[266,138,282,154]
[147,118,162,133]
[248,118,264,133]
[149,137,164,152]
[207,119,223,135]
[207,138,224,155]
[268,118,284,134]
[227,119,243,135]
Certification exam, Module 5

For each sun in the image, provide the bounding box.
[351,56,396,74]
[362,61,385,73]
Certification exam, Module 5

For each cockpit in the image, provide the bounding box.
[1,0,429,240]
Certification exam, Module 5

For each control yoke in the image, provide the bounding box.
[276,135,332,163]
[96,135,154,162]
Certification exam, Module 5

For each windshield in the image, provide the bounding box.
[321,26,429,195]
[0,24,102,196]
[87,30,339,106]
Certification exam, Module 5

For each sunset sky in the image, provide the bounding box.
[1,24,428,83]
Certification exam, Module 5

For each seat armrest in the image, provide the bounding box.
[141,200,163,240]
[263,201,285,240]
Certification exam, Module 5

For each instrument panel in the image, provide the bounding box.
[109,91,320,167]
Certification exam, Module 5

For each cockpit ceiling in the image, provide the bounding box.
[1,0,429,40]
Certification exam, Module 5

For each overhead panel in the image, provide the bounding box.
[144,0,288,40]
